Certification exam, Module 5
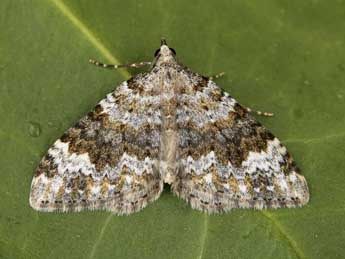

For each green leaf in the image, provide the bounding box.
[1,0,345,258]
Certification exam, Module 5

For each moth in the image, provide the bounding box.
[30,39,309,215]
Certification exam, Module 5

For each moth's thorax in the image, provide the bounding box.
[154,45,177,67]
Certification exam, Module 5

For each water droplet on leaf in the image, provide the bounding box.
[28,122,41,137]
[303,80,310,85]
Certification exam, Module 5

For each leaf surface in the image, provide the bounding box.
[1,1,345,258]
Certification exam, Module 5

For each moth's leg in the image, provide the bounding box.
[208,72,225,81]
[208,72,272,117]
[245,107,274,117]
[89,59,152,69]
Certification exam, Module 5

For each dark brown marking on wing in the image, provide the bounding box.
[58,104,160,172]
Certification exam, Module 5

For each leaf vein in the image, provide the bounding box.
[49,0,131,79]
[198,215,209,259]
[282,131,345,145]
[261,211,306,259]
[88,214,113,259]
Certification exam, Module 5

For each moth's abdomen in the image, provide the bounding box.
[159,71,179,184]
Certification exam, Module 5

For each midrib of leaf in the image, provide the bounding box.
[261,211,305,259]
[49,0,131,79]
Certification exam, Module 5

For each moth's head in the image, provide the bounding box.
[153,39,177,66]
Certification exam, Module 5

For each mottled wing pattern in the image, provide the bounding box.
[30,75,163,215]
[172,78,309,213]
